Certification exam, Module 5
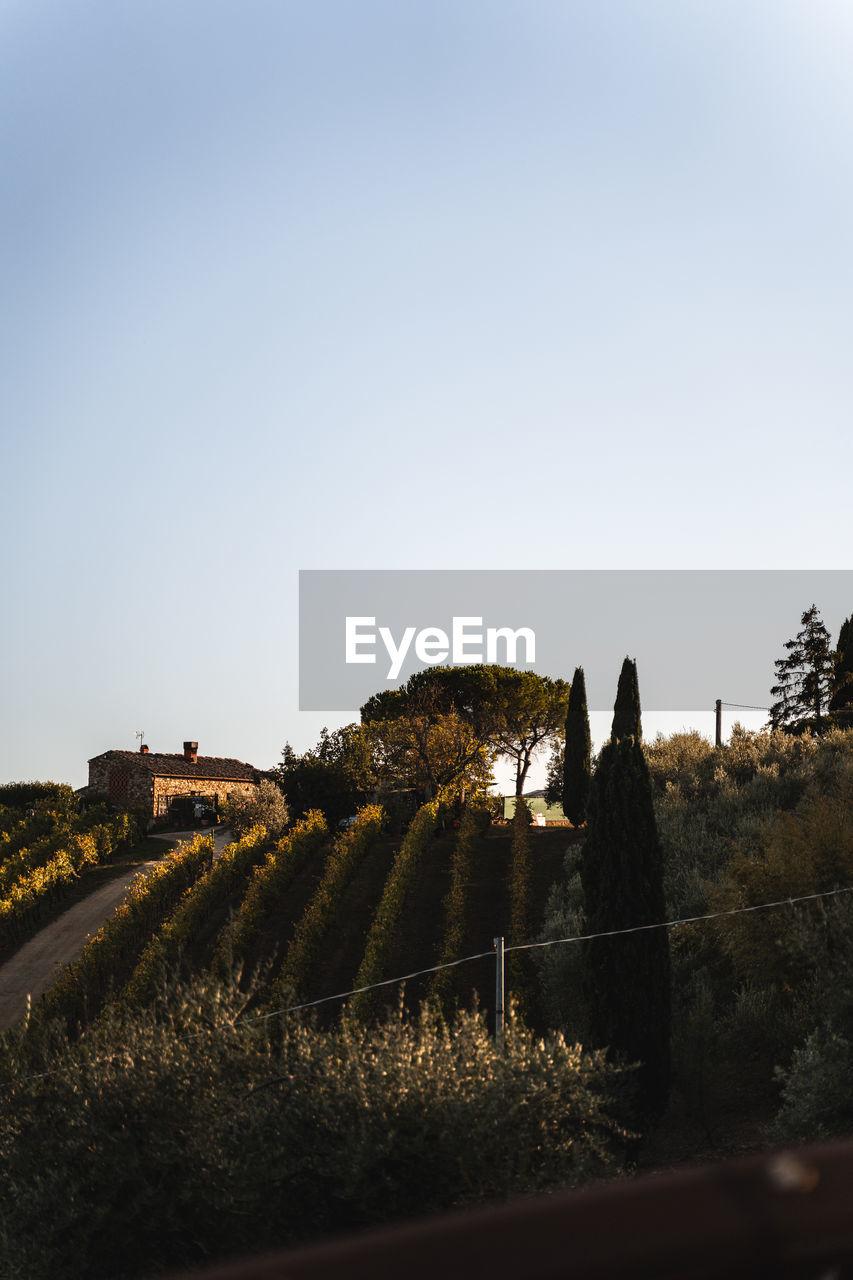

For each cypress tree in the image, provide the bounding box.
[830,615,853,726]
[581,664,670,1120]
[611,657,641,743]
[562,667,591,826]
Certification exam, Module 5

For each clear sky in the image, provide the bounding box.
[3,1,852,788]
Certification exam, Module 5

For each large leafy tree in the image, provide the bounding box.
[769,605,836,735]
[365,702,493,803]
[562,666,591,826]
[580,660,671,1119]
[361,665,568,797]
[275,725,377,827]
[489,668,570,796]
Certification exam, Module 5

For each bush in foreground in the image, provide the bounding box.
[223,778,289,839]
[0,978,629,1279]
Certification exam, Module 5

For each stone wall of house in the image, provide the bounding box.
[151,775,258,817]
[89,757,259,821]
[88,758,155,808]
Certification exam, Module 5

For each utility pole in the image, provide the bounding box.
[494,935,505,1049]
[715,700,722,747]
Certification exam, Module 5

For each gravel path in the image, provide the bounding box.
[0,827,232,1032]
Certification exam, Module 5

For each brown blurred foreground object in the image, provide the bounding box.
[166,1139,853,1280]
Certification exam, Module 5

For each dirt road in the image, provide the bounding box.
[0,827,232,1033]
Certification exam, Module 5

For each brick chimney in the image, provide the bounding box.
[183,741,198,763]
[140,744,149,754]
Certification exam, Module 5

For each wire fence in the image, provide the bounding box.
[6,881,853,1088]
[253,882,853,1023]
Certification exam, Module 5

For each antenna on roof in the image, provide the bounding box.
[135,730,145,748]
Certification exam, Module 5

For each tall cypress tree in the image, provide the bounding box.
[830,614,853,726]
[611,656,641,742]
[562,666,591,826]
[580,663,670,1119]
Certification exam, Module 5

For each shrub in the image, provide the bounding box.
[645,731,718,799]
[224,778,289,839]
[708,759,853,992]
[533,849,587,1041]
[0,781,77,811]
[770,1027,853,1143]
[0,979,629,1279]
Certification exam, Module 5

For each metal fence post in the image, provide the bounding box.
[494,935,504,1049]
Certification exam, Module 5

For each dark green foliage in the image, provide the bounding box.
[544,741,563,806]
[269,805,386,1005]
[771,1027,853,1143]
[431,803,490,1012]
[611,657,641,743]
[0,979,627,1280]
[508,798,533,939]
[769,604,836,734]
[361,665,498,735]
[121,826,272,1008]
[349,801,440,1021]
[507,797,536,1018]
[275,725,376,827]
[829,613,853,726]
[581,733,671,1120]
[0,781,77,811]
[211,812,329,978]
[766,891,853,1141]
[361,664,569,798]
[562,666,591,825]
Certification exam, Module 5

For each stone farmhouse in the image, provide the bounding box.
[87,741,264,825]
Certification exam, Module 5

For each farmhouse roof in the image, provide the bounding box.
[88,749,261,782]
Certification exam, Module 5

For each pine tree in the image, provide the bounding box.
[611,657,641,742]
[769,605,836,735]
[580,664,670,1120]
[562,667,591,826]
[829,614,853,727]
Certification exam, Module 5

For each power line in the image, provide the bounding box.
[507,885,853,954]
[720,702,771,712]
[250,948,498,1021]
[252,883,853,1021]
[7,883,853,1089]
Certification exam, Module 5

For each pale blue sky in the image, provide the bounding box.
[2,1,852,786]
